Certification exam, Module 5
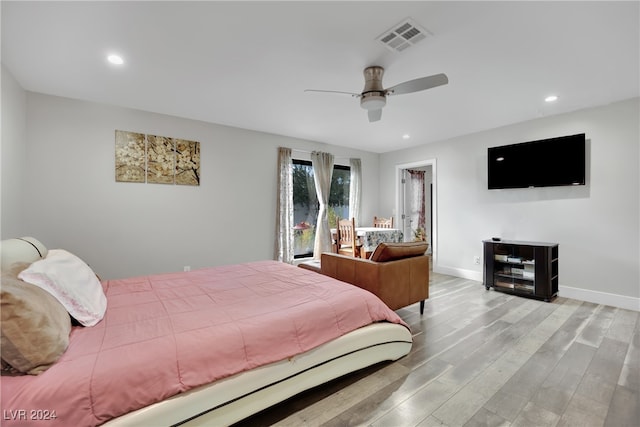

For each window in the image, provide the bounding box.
[292,160,350,258]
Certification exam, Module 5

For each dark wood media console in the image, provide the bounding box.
[483,239,558,302]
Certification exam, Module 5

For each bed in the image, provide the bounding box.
[0,237,412,426]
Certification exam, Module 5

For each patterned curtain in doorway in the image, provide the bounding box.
[408,169,426,241]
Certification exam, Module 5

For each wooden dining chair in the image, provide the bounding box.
[336,217,361,258]
[373,216,393,228]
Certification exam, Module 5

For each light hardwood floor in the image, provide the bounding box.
[234,272,639,427]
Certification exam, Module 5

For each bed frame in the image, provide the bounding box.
[105,322,412,426]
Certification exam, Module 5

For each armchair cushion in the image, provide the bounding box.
[370,241,428,262]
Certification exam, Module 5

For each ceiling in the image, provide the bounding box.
[2,1,638,153]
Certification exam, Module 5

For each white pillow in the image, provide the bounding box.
[18,249,106,326]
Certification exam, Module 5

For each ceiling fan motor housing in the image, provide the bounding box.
[360,66,387,110]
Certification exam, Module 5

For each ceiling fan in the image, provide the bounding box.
[305,66,448,122]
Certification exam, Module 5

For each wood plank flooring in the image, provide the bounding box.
[233,272,639,427]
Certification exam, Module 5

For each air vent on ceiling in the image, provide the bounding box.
[376,18,431,53]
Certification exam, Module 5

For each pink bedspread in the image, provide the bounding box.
[1,261,407,426]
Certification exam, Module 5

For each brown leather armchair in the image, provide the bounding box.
[320,242,429,314]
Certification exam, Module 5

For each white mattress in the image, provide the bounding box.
[104,322,412,426]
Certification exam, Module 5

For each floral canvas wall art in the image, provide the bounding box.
[176,139,200,185]
[147,135,176,184]
[115,130,200,186]
[115,130,146,183]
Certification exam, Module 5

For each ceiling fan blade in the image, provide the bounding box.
[387,73,449,95]
[368,109,382,122]
[304,89,360,97]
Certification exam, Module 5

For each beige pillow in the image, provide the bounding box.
[1,263,71,375]
[370,242,429,262]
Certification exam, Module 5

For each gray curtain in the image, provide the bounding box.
[349,158,362,227]
[274,147,294,263]
[311,151,334,259]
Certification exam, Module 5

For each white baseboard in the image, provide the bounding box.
[560,286,640,312]
[434,265,483,282]
[433,265,639,312]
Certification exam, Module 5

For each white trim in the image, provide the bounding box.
[292,257,313,266]
[560,286,640,312]
[434,265,483,282]
[435,266,639,312]
[395,159,437,269]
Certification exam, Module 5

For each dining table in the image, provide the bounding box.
[331,227,404,259]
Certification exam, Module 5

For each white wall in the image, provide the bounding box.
[18,93,379,279]
[380,98,639,310]
[4,80,638,309]
[1,65,27,239]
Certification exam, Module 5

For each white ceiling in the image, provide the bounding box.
[2,1,638,153]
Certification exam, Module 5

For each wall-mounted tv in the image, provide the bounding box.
[488,133,586,190]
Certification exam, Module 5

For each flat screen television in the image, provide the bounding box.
[488,133,586,189]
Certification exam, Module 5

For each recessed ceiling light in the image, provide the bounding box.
[402,134,410,140]
[545,95,558,103]
[107,54,124,65]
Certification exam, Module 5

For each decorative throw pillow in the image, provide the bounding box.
[370,241,429,262]
[1,263,71,375]
[18,249,107,326]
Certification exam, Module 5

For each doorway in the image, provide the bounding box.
[395,159,436,264]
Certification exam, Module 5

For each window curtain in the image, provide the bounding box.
[274,147,294,263]
[348,158,362,227]
[408,169,426,241]
[311,151,334,259]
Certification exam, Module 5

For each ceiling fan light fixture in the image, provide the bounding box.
[360,94,386,110]
[306,65,447,122]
